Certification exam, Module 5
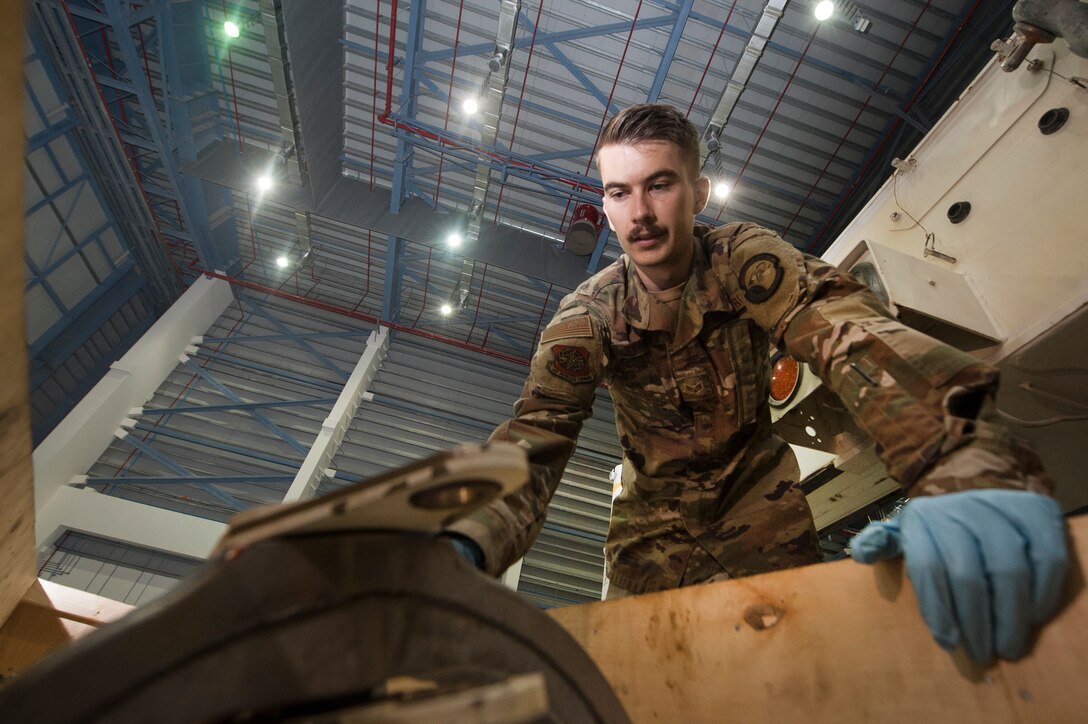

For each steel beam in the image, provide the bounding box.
[284,327,390,501]
[647,0,693,102]
[418,15,676,63]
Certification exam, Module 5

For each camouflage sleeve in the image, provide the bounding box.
[710,222,1052,497]
[446,298,606,576]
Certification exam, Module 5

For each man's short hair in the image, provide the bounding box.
[598,103,701,179]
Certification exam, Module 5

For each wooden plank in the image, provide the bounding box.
[0,0,34,630]
[0,581,133,680]
[550,514,1088,723]
[22,580,134,627]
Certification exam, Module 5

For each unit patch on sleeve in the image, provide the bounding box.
[547,344,595,384]
[541,315,594,345]
[739,253,784,304]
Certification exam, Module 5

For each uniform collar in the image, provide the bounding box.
[621,225,734,346]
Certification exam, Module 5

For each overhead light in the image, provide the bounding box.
[440,303,453,316]
[224,21,240,38]
[488,48,509,72]
[714,181,731,200]
[462,97,479,115]
[814,0,871,32]
[275,255,289,268]
[257,174,273,193]
[446,231,462,249]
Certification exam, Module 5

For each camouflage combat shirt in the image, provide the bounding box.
[450,223,1052,594]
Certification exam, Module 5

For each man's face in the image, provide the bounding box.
[598,140,710,290]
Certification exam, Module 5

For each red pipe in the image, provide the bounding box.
[378,0,601,197]
[433,0,465,203]
[804,0,982,252]
[716,26,818,221]
[685,0,739,117]
[494,0,545,220]
[64,5,182,283]
[222,1,245,148]
[530,282,553,344]
[99,27,142,187]
[384,0,399,117]
[560,0,645,231]
[191,261,532,367]
[783,1,932,239]
[136,19,155,101]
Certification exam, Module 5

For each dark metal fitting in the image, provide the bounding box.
[1038,107,1070,135]
[947,201,972,224]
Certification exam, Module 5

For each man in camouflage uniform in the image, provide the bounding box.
[446,104,1066,662]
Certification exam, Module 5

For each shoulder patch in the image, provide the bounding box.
[739,253,784,304]
[541,315,594,344]
[547,345,595,384]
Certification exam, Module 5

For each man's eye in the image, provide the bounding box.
[651,183,670,191]
[609,191,627,200]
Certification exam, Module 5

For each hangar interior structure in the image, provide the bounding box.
[20,0,1065,609]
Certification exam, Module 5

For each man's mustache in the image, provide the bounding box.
[628,226,666,242]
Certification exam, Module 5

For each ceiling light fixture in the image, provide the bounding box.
[714,181,731,200]
[447,232,462,249]
[440,303,453,316]
[257,174,273,193]
[462,97,479,115]
[276,255,289,268]
[223,20,241,38]
[814,0,871,32]
[488,48,509,72]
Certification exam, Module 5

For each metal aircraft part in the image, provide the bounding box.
[215,442,529,551]
[0,446,631,724]
[993,0,1088,71]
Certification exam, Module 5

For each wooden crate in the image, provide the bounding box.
[550,515,1088,723]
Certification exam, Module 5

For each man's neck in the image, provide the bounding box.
[634,242,695,292]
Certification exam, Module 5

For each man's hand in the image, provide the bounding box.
[850,489,1068,663]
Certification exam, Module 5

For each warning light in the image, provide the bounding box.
[769,354,801,407]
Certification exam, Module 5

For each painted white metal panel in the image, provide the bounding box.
[822,42,1088,362]
[285,326,391,501]
[33,275,234,540]
[36,485,226,559]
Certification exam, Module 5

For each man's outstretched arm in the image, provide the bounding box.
[709,222,1067,663]
[446,302,606,576]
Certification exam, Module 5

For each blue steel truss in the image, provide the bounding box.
[94,295,368,515]
[59,0,239,277]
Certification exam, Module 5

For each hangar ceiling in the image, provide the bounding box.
[24,0,1017,605]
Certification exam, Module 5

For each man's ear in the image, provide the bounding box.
[694,175,711,215]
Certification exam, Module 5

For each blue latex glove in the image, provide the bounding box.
[851,489,1067,663]
[440,532,486,570]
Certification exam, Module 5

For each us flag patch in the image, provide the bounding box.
[547,345,594,384]
[540,315,593,344]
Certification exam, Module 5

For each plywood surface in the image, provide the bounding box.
[550,515,1088,723]
[0,1,34,630]
[0,581,133,679]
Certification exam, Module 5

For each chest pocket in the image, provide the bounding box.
[608,339,691,431]
[696,316,764,428]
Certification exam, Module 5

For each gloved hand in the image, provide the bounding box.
[439,532,486,570]
[850,489,1068,663]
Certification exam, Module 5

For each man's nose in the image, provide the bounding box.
[631,191,654,224]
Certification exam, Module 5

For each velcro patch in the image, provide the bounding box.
[547,344,595,384]
[541,315,594,344]
[739,253,784,304]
